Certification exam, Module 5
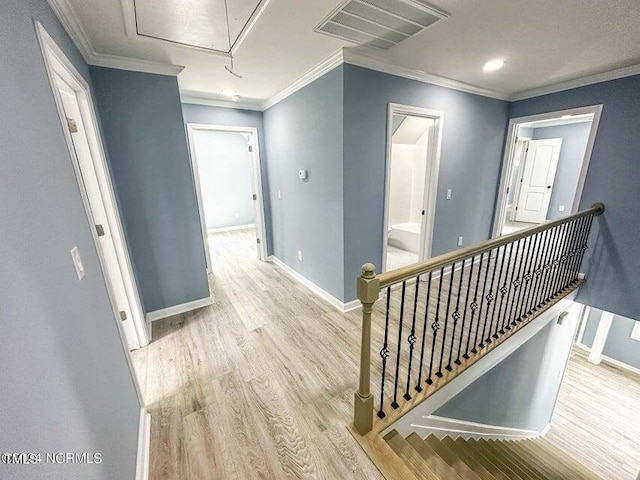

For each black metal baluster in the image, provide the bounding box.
[448,258,466,370]
[509,236,530,326]
[466,252,484,358]
[504,238,523,330]
[489,243,509,339]
[525,230,548,315]
[546,223,567,301]
[483,247,500,345]
[377,287,392,419]
[436,262,456,377]
[517,232,540,321]
[534,226,559,309]
[415,271,433,393]
[456,256,475,365]
[554,219,578,295]
[541,224,564,304]
[569,214,594,284]
[426,267,445,385]
[560,217,584,291]
[403,277,420,401]
[390,281,407,409]
[476,250,493,350]
[495,241,515,336]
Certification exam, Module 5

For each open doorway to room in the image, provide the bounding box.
[186,124,268,275]
[493,106,602,237]
[382,104,443,272]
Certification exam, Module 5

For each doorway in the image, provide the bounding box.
[494,106,602,237]
[382,104,443,272]
[186,124,267,273]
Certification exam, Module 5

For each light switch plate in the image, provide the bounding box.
[446,189,452,200]
[298,250,303,261]
[277,189,282,199]
[70,246,85,281]
[558,205,565,212]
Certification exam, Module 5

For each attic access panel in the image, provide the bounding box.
[315,0,449,50]
[132,0,267,54]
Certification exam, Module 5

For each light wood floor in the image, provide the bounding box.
[545,348,640,480]
[131,228,385,480]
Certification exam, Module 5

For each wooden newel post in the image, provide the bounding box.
[354,263,379,435]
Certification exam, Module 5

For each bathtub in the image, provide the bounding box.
[388,222,421,255]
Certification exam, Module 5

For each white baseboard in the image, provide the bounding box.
[408,414,547,441]
[576,342,640,376]
[136,409,151,480]
[207,223,255,233]
[146,296,214,322]
[268,256,361,313]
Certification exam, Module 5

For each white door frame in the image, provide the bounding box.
[492,104,603,237]
[382,103,444,273]
[36,23,145,399]
[186,123,268,271]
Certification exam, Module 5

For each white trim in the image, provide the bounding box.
[576,343,640,376]
[631,321,640,342]
[492,105,603,238]
[186,123,269,269]
[576,305,591,345]
[268,256,361,313]
[208,223,255,234]
[146,296,214,322]
[180,95,263,111]
[511,63,640,101]
[588,310,614,364]
[382,293,578,438]
[382,104,443,273]
[135,409,151,480]
[47,0,184,76]
[540,423,552,437]
[408,415,545,441]
[342,49,511,101]
[262,50,344,110]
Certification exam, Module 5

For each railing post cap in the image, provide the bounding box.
[361,263,376,279]
[592,202,605,215]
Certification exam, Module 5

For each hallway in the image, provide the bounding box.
[130,228,384,479]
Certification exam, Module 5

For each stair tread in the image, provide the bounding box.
[530,438,602,480]
[405,433,471,480]
[439,436,498,480]
[467,438,527,480]
[506,440,571,479]
[481,439,547,480]
[420,434,486,480]
[384,430,442,480]
[497,440,554,480]
[451,437,512,480]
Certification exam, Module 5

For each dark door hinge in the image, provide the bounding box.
[96,224,105,237]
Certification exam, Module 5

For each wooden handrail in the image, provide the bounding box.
[378,203,605,289]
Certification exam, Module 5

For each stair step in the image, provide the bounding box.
[466,438,527,480]
[439,436,497,480]
[418,434,484,480]
[404,433,467,480]
[533,438,602,480]
[490,440,553,480]
[480,439,547,480]
[383,430,442,480]
[451,437,511,480]
[505,439,572,479]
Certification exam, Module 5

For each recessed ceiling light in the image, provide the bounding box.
[231,95,240,102]
[483,59,505,72]
[222,89,236,97]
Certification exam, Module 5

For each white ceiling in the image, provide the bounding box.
[55,0,640,107]
[393,115,431,144]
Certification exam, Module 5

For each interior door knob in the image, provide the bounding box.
[547,186,551,189]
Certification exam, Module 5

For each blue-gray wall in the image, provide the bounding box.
[343,64,509,301]
[580,308,640,370]
[435,313,578,431]
[181,103,273,253]
[531,122,592,221]
[263,66,345,301]
[0,1,139,478]
[192,130,255,230]
[509,75,640,320]
[90,67,210,312]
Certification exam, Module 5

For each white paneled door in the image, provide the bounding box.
[515,138,562,223]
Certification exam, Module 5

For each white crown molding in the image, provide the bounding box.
[342,48,512,101]
[47,0,184,76]
[511,63,640,101]
[261,49,344,110]
[180,95,263,111]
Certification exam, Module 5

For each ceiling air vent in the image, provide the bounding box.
[315,0,449,50]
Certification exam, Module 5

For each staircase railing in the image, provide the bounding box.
[353,203,604,435]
